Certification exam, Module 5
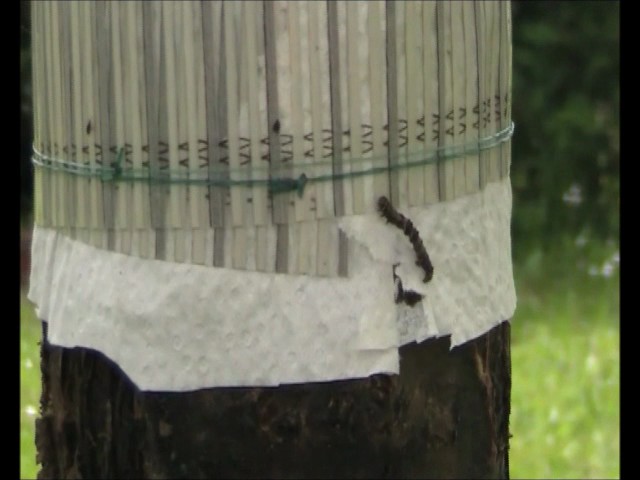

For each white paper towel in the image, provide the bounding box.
[28,178,516,391]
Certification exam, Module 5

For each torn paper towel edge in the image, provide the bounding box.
[340,177,517,348]
[28,178,516,391]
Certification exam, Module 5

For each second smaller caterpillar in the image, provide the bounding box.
[393,264,423,306]
[377,196,434,283]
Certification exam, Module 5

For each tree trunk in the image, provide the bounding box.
[36,320,511,479]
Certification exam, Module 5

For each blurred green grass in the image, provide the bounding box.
[20,293,41,480]
[19,238,619,479]
[509,238,619,479]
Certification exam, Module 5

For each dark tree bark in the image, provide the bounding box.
[36,321,511,479]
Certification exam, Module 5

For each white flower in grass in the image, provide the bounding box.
[602,262,614,278]
[24,405,37,417]
[562,183,583,206]
[575,233,588,247]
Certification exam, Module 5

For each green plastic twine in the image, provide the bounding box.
[32,121,514,197]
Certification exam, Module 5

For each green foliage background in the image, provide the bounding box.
[508,3,619,477]
[510,1,619,249]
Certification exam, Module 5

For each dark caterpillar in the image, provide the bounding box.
[393,264,423,307]
[378,196,434,283]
